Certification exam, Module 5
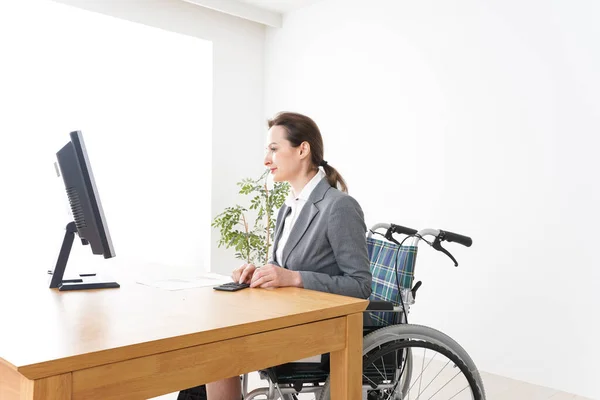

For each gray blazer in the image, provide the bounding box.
[269,178,372,299]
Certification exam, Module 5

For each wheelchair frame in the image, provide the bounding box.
[241,222,485,400]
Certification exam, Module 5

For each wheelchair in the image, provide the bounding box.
[178,223,486,400]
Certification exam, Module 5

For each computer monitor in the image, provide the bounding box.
[49,130,119,291]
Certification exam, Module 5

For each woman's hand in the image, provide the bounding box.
[250,264,303,288]
[231,263,257,284]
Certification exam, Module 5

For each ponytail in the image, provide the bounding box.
[322,163,347,193]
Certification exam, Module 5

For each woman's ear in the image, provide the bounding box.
[299,141,311,159]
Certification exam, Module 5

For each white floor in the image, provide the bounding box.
[151,370,593,400]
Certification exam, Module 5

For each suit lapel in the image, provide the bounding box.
[281,178,331,268]
[271,205,290,264]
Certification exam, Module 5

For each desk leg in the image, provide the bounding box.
[25,374,72,400]
[330,312,362,400]
[1,361,71,400]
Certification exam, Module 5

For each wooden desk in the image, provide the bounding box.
[0,270,367,399]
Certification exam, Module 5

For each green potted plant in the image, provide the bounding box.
[212,170,290,266]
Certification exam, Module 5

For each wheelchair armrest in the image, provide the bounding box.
[366,300,394,311]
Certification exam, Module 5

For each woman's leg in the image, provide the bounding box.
[206,376,241,400]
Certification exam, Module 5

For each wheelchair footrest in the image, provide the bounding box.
[259,362,330,386]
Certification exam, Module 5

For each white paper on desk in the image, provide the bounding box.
[136,273,231,291]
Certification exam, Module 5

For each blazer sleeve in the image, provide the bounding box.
[298,195,372,299]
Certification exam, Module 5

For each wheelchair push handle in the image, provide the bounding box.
[369,223,472,267]
[439,229,472,247]
[390,223,418,236]
[433,229,473,267]
[384,223,418,246]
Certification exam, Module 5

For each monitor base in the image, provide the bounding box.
[59,279,120,291]
[49,222,120,291]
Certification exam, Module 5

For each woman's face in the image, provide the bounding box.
[264,125,301,182]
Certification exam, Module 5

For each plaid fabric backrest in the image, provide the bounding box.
[367,236,418,326]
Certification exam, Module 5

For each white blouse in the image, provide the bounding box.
[274,168,326,267]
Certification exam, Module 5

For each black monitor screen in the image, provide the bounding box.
[56,130,114,258]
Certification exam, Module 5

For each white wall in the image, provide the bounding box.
[0,0,212,275]
[48,0,268,275]
[265,0,599,398]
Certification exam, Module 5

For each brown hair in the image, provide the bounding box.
[267,111,348,193]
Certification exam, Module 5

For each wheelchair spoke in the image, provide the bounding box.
[372,362,387,382]
[408,348,437,394]
[418,348,426,396]
[415,359,451,399]
[446,385,470,400]
[363,372,379,388]
[425,369,461,400]
[384,388,397,400]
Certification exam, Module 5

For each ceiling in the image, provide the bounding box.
[182,0,323,27]
[236,0,324,14]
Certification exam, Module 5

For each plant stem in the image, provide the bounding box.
[241,212,250,263]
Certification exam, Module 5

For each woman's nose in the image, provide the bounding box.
[264,154,271,166]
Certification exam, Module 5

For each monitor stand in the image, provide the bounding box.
[49,222,120,291]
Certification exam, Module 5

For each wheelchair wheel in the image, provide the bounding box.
[318,324,485,400]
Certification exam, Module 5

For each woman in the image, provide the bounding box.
[188,111,372,400]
